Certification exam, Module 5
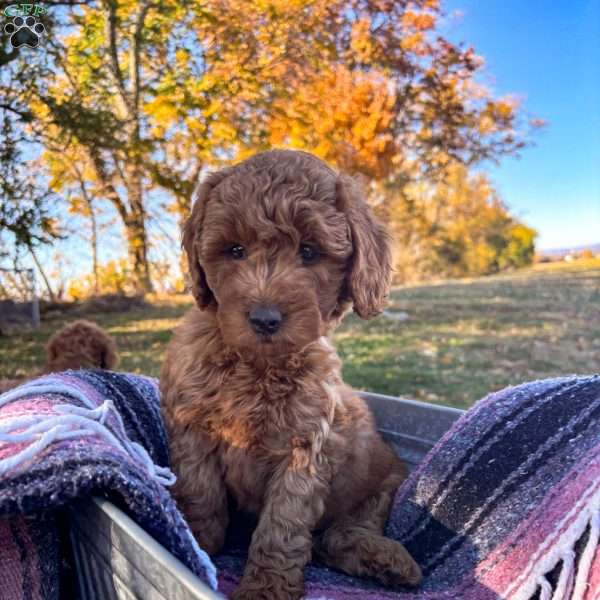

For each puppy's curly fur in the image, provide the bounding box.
[0,319,118,393]
[45,319,119,372]
[161,150,421,600]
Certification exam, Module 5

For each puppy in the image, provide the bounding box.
[161,150,422,600]
[0,319,119,393]
[44,318,119,372]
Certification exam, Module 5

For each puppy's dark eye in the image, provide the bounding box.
[299,244,319,265]
[227,245,246,260]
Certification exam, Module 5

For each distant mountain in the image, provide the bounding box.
[539,242,600,257]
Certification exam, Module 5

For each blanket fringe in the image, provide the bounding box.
[539,576,553,600]
[0,383,176,487]
[511,483,600,600]
[573,509,600,600]
[552,550,575,600]
[527,507,600,600]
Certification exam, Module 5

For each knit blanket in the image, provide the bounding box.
[0,370,217,599]
[215,375,600,600]
[1,373,599,600]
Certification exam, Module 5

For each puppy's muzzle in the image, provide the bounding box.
[248,306,282,336]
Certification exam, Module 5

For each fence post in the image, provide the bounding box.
[28,268,40,328]
[0,267,40,330]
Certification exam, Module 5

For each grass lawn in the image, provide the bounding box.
[1,259,599,409]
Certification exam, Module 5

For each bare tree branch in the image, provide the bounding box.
[87,145,129,222]
[27,243,56,302]
[130,0,152,117]
[0,103,33,121]
[103,0,131,119]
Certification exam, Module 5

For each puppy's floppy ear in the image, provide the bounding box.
[45,340,58,363]
[336,174,392,319]
[183,168,232,309]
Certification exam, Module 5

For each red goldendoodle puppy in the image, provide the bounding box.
[45,319,119,372]
[0,319,119,393]
[161,150,422,600]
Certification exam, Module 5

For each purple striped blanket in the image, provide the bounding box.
[0,370,217,599]
[1,372,599,599]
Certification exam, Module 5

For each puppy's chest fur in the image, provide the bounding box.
[215,368,337,510]
[207,354,336,448]
[164,333,346,512]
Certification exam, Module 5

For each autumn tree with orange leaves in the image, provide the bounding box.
[3,0,538,291]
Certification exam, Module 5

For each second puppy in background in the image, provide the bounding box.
[0,319,119,394]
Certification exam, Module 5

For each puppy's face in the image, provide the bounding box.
[199,182,351,356]
[184,150,392,358]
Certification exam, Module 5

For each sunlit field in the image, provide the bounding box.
[337,258,600,408]
[1,259,598,410]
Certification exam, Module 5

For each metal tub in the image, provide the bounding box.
[69,393,464,600]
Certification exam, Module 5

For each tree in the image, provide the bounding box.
[33,0,166,292]
[45,145,115,295]
[497,223,536,270]
[387,163,537,282]
[14,0,537,292]
[1,5,64,288]
[0,112,60,265]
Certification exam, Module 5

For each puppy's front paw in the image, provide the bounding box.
[231,570,304,600]
[231,586,302,600]
[317,529,422,589]
[230,589,266,600]
[376,538,422,588]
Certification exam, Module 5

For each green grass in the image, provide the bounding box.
[338,259,600,407]
[1,259,599,409]
[0,297,191,383]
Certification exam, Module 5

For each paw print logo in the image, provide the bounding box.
[4,15,45,48]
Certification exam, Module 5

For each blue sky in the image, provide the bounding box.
[442,0,600,250]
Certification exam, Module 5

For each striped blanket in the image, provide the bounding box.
[0,370,217,599]
[0,372,598,600]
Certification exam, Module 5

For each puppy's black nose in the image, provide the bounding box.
[248,306,282,335]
